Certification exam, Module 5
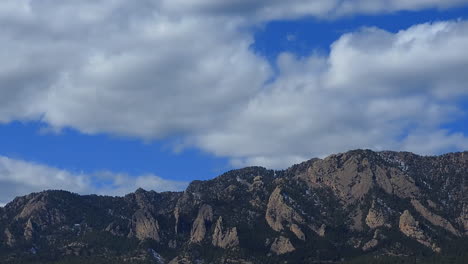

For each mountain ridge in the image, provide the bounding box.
[1,149,467,263]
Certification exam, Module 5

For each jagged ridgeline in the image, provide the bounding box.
[0,150,467,264]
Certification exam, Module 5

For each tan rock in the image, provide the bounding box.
[190,204,213,243]
[362,239,379,251]
[411,200,460,236]
[298,152,419,203]
[362,229,386,251]
[16,196,65,226]
[169,256,192,264]
[4,228,16,247]
[212,217,239,249]
[24,218,35,241]
[457,203,468,235]
[16,200,47,220]
[310,224,326,237]
[129,209,160,241]
[290,224,305,241]
[399,210,440,253]
[270,236,295,255]
[265,187,304,232]
[385,169,419,199]
[365,203,390,229]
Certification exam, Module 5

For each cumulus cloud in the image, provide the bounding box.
[1,1,468,170]
[160,0,468,20]
[0,156,188,205]
[194,21,468,167]
[0,1,270,138]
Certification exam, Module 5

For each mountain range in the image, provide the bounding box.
[0,149,467,263]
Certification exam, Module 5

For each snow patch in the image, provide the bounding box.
[148,249,165,264]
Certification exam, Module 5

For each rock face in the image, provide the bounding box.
[399,210,441,253]
[270,236,295,255]
[265,187,304,232]
[362,229,386,251]
[4,228,16,247]
[290,223,305,241]
[0,150,467,264]
[298,151,420,203]
[411,199,460,236]
[212,217,239,249]
[129,209,160,241]
[365,202,390,229]
[190,204,213,243]
[458,203,468,235]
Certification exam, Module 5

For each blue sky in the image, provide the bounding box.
[1,0,468,205]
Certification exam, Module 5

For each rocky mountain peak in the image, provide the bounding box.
[0,150,467,263]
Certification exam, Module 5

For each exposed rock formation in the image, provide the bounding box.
[24,219,35,241]
[168,256,192,264]
[212,217,239,249]
[190,204,213,243]
[270,236,295,255]
[290,224,305,241]
[399,210,440,253]
[362,229,386,251]
[365,202,390,229]
[411,199,460,236]
[129,209,160,242]
[298,151,420,203]
[265,187,304,232]
[310,224,326,237]
[458,203,468,235]
[4,228,16,247]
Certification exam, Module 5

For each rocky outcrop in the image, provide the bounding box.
[457,203,468,235]
[24,219,35,241]
[309,224,326,237]
[399,210,440,253]
[15,194,66,226]
[105,222,126,236]
[299,151,420,203]
[362,229,386,251]
[168,257,192,264]
[265,187,304,232]
[362,238,378,251]
[212,217,239,249]
[190,204,213,243]
[4,228,16,247]
[411,200,460,236]
[129,209,160,241]
[16,199,47,220]
[365,202,390,229]
[270,236,295,255]
[290,224,305,241]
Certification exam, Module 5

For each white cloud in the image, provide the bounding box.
[0,1,468,171]
[0,156,188,205]
[160,0,468,20]
[0,2,271,138]
[194,21,468,167]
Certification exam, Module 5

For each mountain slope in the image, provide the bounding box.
[0,150,467,263]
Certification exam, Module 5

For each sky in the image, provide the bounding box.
[1,0,468,205]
